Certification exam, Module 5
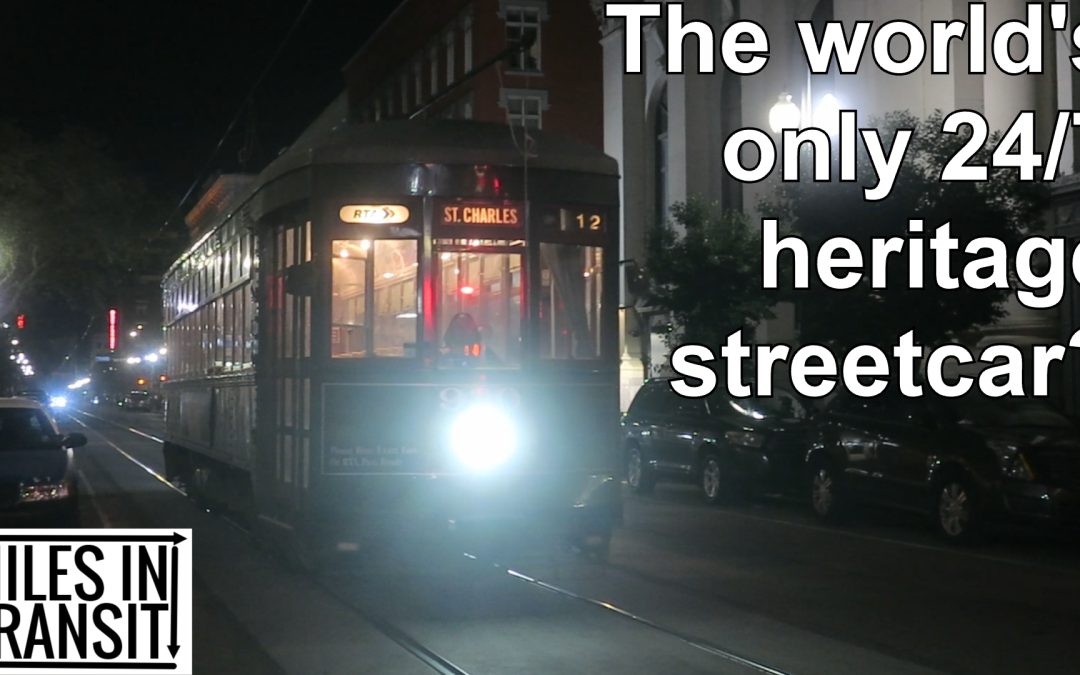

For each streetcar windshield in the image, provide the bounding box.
[436,240,523,368]
[331,239,419,358]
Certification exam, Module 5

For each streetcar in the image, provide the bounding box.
[159,119,622,565]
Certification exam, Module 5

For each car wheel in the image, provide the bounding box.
[810,464,845,523]
[626,446,655,494]
[936,477,982,544]
[700,452,732,505]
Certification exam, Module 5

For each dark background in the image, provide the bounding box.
[0,0,398,196]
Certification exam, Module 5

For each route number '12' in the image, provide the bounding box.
[575,213,603,231]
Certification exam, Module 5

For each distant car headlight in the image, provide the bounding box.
[987,439,1035,481]
[20,482,71,503]
[450,406,517,471]
[50,396,68,408]
[724,431,765,448]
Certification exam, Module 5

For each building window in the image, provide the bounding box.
[462,10,473,71]
[502,90,546,129]
[400,70,409,114]
[386,84,396,117]
[374,97,382,122]
[429,43,439,96]
[444,29,456,85]
[505,5,541,72]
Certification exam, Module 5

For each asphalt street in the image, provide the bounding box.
[53,402,1080,675]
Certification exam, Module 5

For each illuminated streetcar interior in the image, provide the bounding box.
[330,238,603,364]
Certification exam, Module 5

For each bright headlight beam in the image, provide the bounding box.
[450,406,517,471]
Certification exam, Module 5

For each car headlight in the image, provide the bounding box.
[987,440,1035,481]
[725,431,765,448]
[50,396,67,408]
[20,482,71,503]
[450,405,517,471]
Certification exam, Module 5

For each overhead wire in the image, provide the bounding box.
[138,0,317,257]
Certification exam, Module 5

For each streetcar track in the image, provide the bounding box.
[62,412,799,675]
[69,408,476,675]
[477,557,799,675]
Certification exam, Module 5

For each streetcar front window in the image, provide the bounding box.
[539,244,603,360]
[436,240,523,368]
[331,239,419,358]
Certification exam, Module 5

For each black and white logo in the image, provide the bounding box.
[0,529,192,674]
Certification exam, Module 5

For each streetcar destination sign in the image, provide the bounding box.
[338,204,411,225]
[439,201,523,227]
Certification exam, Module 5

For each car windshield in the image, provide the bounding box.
[945,394,1074,429]
[0,408,59,450]
[708,388,809,420]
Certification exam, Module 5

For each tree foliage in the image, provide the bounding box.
[642,197,785,348]
[0,121,171,318]
[768,110,1048,350]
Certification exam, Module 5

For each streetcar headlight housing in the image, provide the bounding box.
[450,406,517,470]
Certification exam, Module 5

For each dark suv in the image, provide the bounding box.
[621,379,812,504]
[808,388,1080,542]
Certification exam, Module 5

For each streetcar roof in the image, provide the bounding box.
[269,118,621,179]
[166,117,619,280]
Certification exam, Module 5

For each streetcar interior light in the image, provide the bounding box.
[340,249,350,258]
[396,312,418,319]
[441,253,452,260]
[383,272,395,279]
[460,285,475,295]
[450,406,517,471]
[360,240,372,251]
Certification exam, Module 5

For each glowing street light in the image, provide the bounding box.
[768,92,801,133]
[813,94,842,136]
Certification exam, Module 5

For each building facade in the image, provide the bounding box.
[342,0,604,149]
[598,0,1080,411]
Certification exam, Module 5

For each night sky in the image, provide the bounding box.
[0,1,399,379]
[1,0,399,196]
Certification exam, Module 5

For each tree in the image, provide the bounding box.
[0,121,171,320]
[642,197,786,349]
[768,110,1048,350]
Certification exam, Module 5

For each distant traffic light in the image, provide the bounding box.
[159,375,168,382]
[136,378,147,386]
[16,315,25,329]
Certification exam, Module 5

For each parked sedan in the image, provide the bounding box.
[808,388,1080,542]
[622,378,812,504]
[0,398,87,527]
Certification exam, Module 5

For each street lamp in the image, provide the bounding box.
[813,93,842,136]
[768,93,801,133]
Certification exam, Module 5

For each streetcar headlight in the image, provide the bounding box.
[450,406,517,470]
[50,396,67,408]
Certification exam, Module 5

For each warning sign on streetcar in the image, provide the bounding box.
[0,529,192,674]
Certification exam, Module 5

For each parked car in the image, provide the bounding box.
[0,397,87,527]
[124,390,153,411]
[15,389,49,406]
[621,378,813,503]
[807,387,1080,542]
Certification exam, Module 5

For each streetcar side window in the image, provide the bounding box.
[538,244,603,360]
[331,239,419,358]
